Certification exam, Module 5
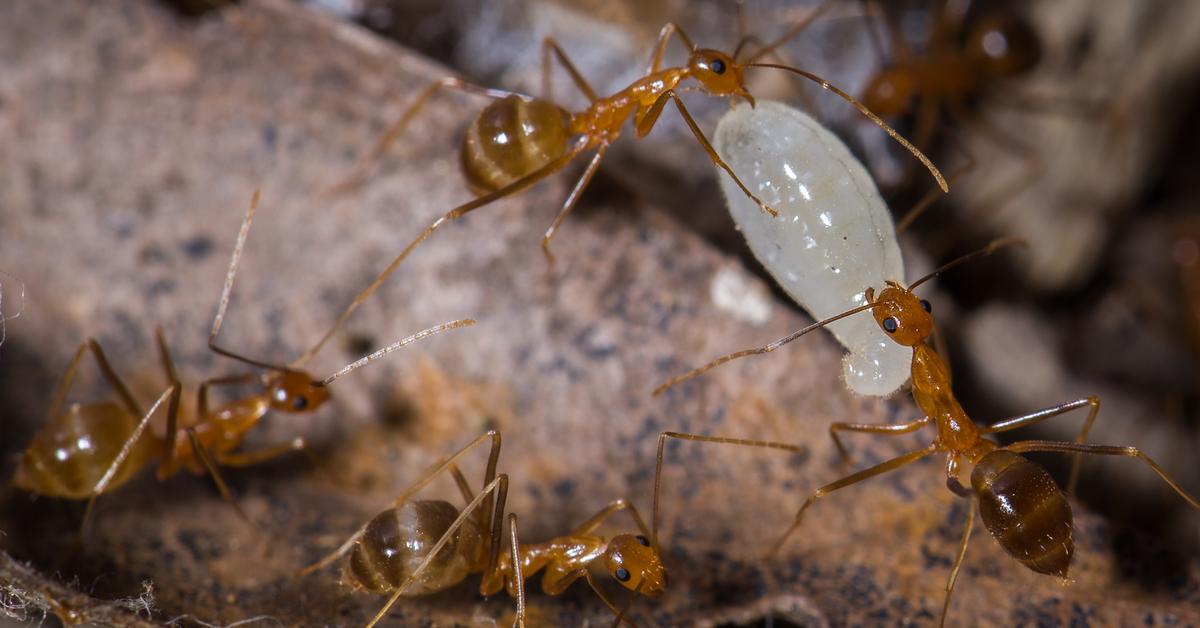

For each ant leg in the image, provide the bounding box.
[644,22,695,75]
[216,440,307,467]
[981,396,1100,495]
[652,301,882,396]
[296,430,503,577]
[367,474,510,628]
[829,416,931,465]
[636,90,780,217]
[768,445,937,557]
[542,144,607,264]
[153,327,183,473]
[507,512,526,628]
[195,373,259,425]
[1003,441,1200,510]
[49,340,143,423]
[295,138,590,366]
[653,431,809,549]
[939,497,976,628]
[541,37,598,102]
[568,498,652,540]
[326,77,524,196]
[81,384,180,537]
[184,427,252,525]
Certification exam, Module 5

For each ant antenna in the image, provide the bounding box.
[908,237,1026,290]
[208,190,295,373]
[320,318,475,385]
[742,62,948,192]
[653,301,883,396]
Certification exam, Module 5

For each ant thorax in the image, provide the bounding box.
[714,100,910,397]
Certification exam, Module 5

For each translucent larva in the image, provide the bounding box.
[713,100,909,397]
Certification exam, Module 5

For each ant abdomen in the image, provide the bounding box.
[13,402,157,499]
[348,500,485,596]
[461,95,573,194]
[971,450,1073,578]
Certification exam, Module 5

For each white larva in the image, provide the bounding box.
[713,100,909,397]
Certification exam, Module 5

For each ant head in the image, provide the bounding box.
[861,66,917,117]
[688,49,753,106]
[867,282,933,347]
[966,13,1042,79]
[603,534,667,598]
[265,369,331,413]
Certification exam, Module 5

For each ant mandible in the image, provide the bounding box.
[652,239,1200,625]
[12,192,474,535]
[297,430,666,627]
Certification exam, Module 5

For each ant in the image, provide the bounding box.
[324,0,947,263]
[11,192,474,535]
[651,239,1200,625]
[297,430,666,627]
[856,0,1115,227]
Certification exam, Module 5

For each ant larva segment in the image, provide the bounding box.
[714,100,909,397]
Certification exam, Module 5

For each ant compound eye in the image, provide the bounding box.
[615,567,631,582]
[882,317,899,333]
[920,299,932,313]
[710,58,726,74]
[292,395,308,411]
[636,535,651,547]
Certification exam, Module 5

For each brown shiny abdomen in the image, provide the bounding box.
[971,450,1073,577]
[461,96,573,194]
[12,402,157,499]
[347,500,485,596]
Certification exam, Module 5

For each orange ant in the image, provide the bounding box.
[651,239,1200,625]
[325,0,947,262]
[11,192,474,535]
[297,430,666,627]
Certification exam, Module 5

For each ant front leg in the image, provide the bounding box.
[981,396,1099,495]
[828,416,931,466]
[326,77,525,196]
[1003,440,1200,511]
[184,427,253,526]
[541,37,598,103]
[644,22,695,75]
[636,90,780,217]
[568,498,652,540]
